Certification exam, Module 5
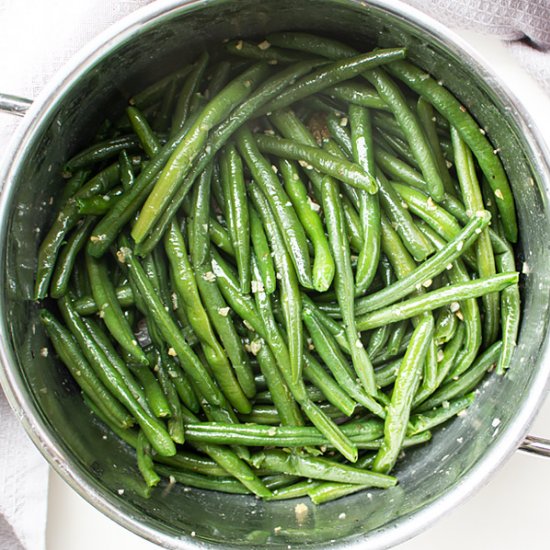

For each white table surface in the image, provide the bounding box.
[3,11,548,549]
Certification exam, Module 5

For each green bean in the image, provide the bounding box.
[378,171,434,261]
[57,296,176,456]
[35,163,120,299]
[85,254,149,366]
[219,144,251,293]
[152,350,185,444]
[206,60,232,98]
[65,136,139,172]
[373,314,433,474]
[416,97,455,195]
[248,182,303,385]
[451,126,499,346]
[249,207,277,294]
[321,174,377,395]
[261,48,406,114]
[72,284,133,315]
[255,134,377,193]
[419,341,502,411]
[190,170,256,399]
[119,151,135,191]
[136,60,322,256]
[129,362,171,418]
[59,169,90,204]
[324,82,387,110]
[155,465,250,495]
[137,430,161,487]
[164,221,251,413]
[367,325,390,359]
[50,217,96,299]
[120,240,226,407]
[279,159,335,292]
[184,419,383,448]
[39,309,133,430]
[357,272,517,331]
[385,320,409,359]
[418,223,482,379]
[171,52,209,136]
[495,242,520,375]
[303,353,357,417]
[225,39,309,64]
[132,63,270,244]
[268,479,316,500]
[153,78,177,133]
[351,210,490,316]
[435,307,458,346]
[409,393,474,434]
[386,61,517,242]
[251,450,396,487]
[349,105,381,293]
[126,106,161,157]
[303,308,385,418]
[375,148,427,191]
[237,127,313,289]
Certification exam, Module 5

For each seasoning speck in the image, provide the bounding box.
[168,347,177,357]
[235,40,243,50]
[117,489,124,495]
[294,503,309,525]
[218,307,230,317]
[258,40,271,50]
[491,418,501,428]
[202,271,216,282]
[494,189,504,200]
[40,347,49,358]
[338,512,346,520]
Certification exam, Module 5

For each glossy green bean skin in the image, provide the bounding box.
[57,296,176,456]
[220,144,251,293]
[451,126,499,346]
[50,217,96,299]
[249,207,277,294]
[73,284,134,315]
[237,127,313,289]
[171,52,209,136]
[374,314,434,474]
[133,63,270,244]
[357,272,517,331]
[39,309,133,430]
[262,47,406,114]
[279,159,335,292]
[349,104,381,293]
[85,254,149,366]
[324,82,387,110]
[190,168,256,399]
[255,134,377,193]
[164,221,252,413]
[248,182,303,386]
[35,163,120,299]
[321,174,377,395]
[137,430,160,487]
[136,60,322,256]
[127,106,161,158]
[65,136,139,172]
[251,450,396,487]
[120,240,225,408]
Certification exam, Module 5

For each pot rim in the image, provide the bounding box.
[1,1,550,549]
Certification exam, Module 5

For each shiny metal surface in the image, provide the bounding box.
[520,436,550,458]
[1,1,550,549]
[0,93,33,117]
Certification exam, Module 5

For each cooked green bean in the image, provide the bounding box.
[357,272,517,331]
[373,314,434,473]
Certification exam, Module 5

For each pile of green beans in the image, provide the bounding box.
[35,33,520,504]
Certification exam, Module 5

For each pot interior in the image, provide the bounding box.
[2,0,550,548]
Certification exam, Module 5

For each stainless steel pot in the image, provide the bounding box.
[1,1,550,548]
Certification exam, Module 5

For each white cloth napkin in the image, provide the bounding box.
[0,1,548,549]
